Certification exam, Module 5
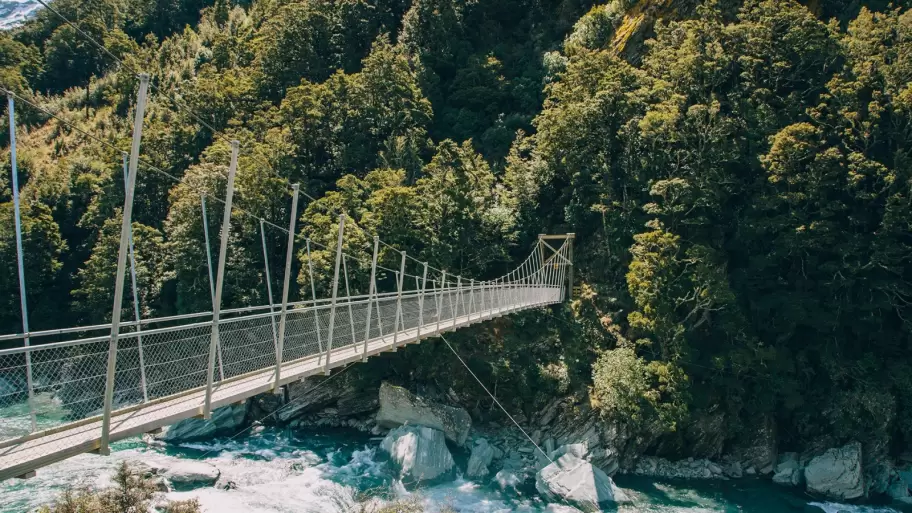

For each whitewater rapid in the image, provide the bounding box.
[0,427,905,513]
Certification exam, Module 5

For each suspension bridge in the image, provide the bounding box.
[0,74,575,482]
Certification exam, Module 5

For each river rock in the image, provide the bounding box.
[379,425,456,484]
[160,403,246,443]
[866,459,892,496]
[536,453,621,510]
[164,461,220,489]
[544,438,556,455]
[467,438,496,478]
[545,507,584,513]
[898,467,912,492]
[634,456,718,480]
[804,442,864,500]
[772,452,804,487]
[376,382,471,445]
[723,460,743,479]
[133,461,170,492]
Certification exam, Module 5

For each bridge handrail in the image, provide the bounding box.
[0,283,563,357]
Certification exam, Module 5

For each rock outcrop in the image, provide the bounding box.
[160,403,246,443]
[163,461,220,489]
[278,375,379,423]
[376,382,471,445]
[804,442,864,500]
[247,391,285,425]
[544,400,631,474]
[467,438,496,478]
[379,425,456,484]
[536,453,622,511]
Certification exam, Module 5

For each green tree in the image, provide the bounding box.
[0,200,66,332]
[254,1,333,98]
[73,213,167,323]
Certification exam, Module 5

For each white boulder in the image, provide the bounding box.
[161,404,246,443]
[536,453,621,511]
[164,461,220,489]
[804,442,864,500]
[379,425,456,484]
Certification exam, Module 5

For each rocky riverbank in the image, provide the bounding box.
[152,374,912,511]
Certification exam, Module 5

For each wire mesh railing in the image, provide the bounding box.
[0,236,571,447]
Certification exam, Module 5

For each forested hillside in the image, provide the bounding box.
[1,0,911,477]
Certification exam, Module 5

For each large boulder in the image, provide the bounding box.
[163,461,220,490]
[804,442,864,500]
[379,425,456,484]
[467,438,496,478]
[160,404,246,443]
[376,382,471,445]
[536,453,621,511]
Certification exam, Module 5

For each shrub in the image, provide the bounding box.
[37,461,202,513]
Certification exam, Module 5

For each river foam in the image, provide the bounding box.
[1,428,905,513]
